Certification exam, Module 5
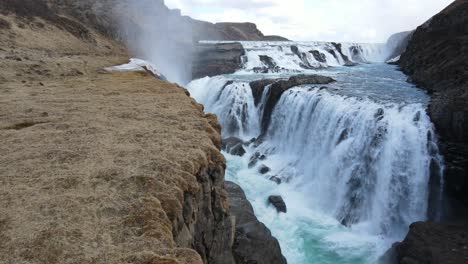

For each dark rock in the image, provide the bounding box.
[222,137,246,157]
[259,165,271,174]
[249,74,336,137]
[192,42,245,79]
[269,176,282,185]
[396,222,468,264]
[257,55,280,73]
[250,79,278,106]
[291,45,314,69]
[309,50,327,63]
[174,164,236,264]
[225,181,287,264]
[337,128,349,145]
[248,152,267,168]
[374,108,385,119]
[268,195,287,213]
[399,0,468,212]
[378,243,399,264]
[0,17,11,29]
[331,42,355,66]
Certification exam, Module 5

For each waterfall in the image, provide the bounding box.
[187,42,443,263]
[201,41,390,73]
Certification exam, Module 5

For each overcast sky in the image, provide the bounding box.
[165,0,454,43]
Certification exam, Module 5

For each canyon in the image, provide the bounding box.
[1,0,467,264]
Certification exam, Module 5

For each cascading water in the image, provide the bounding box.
[187,42,443,264]
[201,41,390,73]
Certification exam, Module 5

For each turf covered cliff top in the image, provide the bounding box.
[0,2,232,263]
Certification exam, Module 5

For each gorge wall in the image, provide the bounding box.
[396,1,468,263]
[399,0,468,215]
[0,1,285,263]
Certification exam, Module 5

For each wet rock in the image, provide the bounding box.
[222,137,246,156]
[248,152,267,168]
[413,111,421,122]
[309,50,327,63]
[291,45,314,69]
[396,222,468,264]
[269,176,282,185]
[225,181,287,264]
[374,108,385,120]
[337,128,349,145]
[259,165,271,174]
[268,195,287,213]
[192,42,245,79]
[258,55,280,73]
[249,74,336,137]
[331,42,356,66]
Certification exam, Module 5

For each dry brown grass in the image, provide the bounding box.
[0,13,223,264]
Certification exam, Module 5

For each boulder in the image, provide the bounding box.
[259,165,271,174]
[225,181,287,264]
[269,176,282,185]
[222,137,246,157]
[309,50,327,63]
[248,151,267,168]
[268,195,287,213]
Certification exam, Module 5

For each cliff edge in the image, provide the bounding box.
[399,0,468,213]
[396,1,468,263]
[0,5,235,263]
[0,1,289,263]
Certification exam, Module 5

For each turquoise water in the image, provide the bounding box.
[187,46,441,264]
[224,152,386,264]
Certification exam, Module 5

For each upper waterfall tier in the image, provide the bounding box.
[200,41,390,74]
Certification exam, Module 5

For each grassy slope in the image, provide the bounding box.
[0,9,225,264]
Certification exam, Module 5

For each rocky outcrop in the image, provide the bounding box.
[192,42,245,79]
[255,55,281,73]
[399,0,468,213]
[331,42,357,66]
[225,182,287,264]
[268,196,287,213]
[222,137,246,157]
[250,74,336,136]
[396,222,468,264]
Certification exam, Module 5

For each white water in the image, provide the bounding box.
[187,42,443,264]
[202,41,389,73]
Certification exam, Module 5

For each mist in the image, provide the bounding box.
[111,0,195,84]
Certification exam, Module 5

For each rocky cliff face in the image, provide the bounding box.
[225,182,287,264]
[0,1,285,264]
[192,43,246,80]
[396,222,468,264]
[396,1,468,263]
[399,0,468,215]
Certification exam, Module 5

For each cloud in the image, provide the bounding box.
[165,0,454,42]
